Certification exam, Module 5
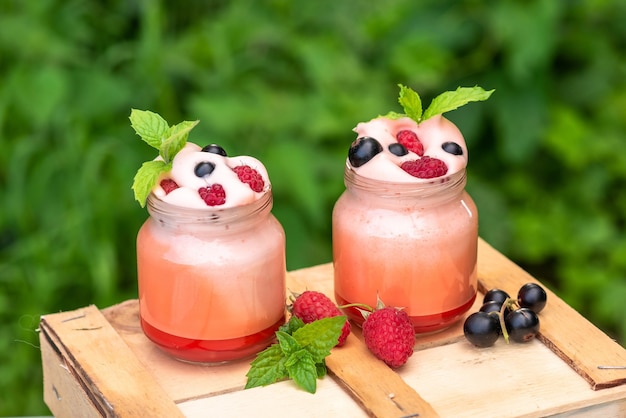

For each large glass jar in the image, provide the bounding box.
[136,190,286,363]
[333,164,478,333]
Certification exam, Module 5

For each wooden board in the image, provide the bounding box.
[40,238,626,417]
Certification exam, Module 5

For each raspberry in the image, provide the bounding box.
[401,156,448,179]
[396,130,424,156]
[233,165,265,193]
[159,178,179,194]
[198,184,226,206]
[362,306,415,368]
[290,291,351,347]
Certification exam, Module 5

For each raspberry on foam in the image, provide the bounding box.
[198,184,226,206]
[401,156,448,179]
[159,179,179,194]
[396,130,424,156]
[233,165,265,193]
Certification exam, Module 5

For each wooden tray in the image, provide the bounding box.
[40,239,626,417]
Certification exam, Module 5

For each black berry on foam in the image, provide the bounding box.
[442,141,463,155]
[388,143,409,156]
[348,137,383,168]
[201,144,227,156]
[194,161,216,177]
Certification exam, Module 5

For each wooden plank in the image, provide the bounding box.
[476,239,626,389]
[40,305,183,417]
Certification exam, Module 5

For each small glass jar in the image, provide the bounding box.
[333,164,478,333]
[136,189,286,363]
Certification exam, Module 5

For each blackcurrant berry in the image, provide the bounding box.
[483,288,510,305]
[517,283,547,313]
[348,137,383,167]
[505,308,540,343]
[201,144,227,156]
[463,311,500,348]
[194,161,216,177]
[388,143,409,156]
[442,141,463,155]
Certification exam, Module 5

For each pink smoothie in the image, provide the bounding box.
[333,115,478,333]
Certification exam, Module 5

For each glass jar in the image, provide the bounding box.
[136,190,286,363]
[333,164,478,333]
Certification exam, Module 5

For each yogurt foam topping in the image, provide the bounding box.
[153,143,270,209]
[349,115,468,182]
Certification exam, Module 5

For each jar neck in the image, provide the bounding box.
[146,189,273,233]
[343,163,467,206]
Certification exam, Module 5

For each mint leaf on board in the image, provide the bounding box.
[129,109,169,149]
[132,160,170,207]
[244,344,288,389]
[398,84,423,122]
[292,316,346,363]
[161,120,199,163]
[422,86,495,121]
[284,349,317,394]
[245,315,345,393]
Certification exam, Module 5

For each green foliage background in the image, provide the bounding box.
[1,0,625,415]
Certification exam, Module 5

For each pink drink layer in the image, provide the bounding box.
[137,143,286,362]
[334,115,478,332]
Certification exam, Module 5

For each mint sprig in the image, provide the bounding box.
[129,109,199,207]
[245,315,346,393]
[389,84,494,123]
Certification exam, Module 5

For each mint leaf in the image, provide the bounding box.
[129,109,169,149]
[244,344,288,389]
[292,316,346,363]
[132,160,170,207]
[160,120,199,163]
[316,361,327,378]
[285,349,317,393]
[276,331,301,357]
[398,84,423,122]
[422,86,495,121]
[279,316,305,334]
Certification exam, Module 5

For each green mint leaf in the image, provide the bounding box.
[285,349,317,393]
[292,316,346,363]
[160,120,199,163]
[316,361,327,378]
[129,109,169,149]
[381,111,405,120]
[132,160,170,207]
[276,331,301,357]
[398,84,423,122]
[422,86,495,121]
[244,344,288,389]
[279,316,305,334]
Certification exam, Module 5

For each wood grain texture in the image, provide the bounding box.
[476,239,626,389]
[40,306,183,417]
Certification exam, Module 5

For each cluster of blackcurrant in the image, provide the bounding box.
[463,283,547,348]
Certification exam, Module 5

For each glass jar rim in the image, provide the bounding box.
[343,161,467,199]
[146,187,273,225]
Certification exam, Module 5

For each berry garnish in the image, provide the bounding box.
[198,184,226,206]
[463,311,500,348]
[400,156,448,179]
[396,130,424,156]
[361,303,415,368]
[388,143,409,156]
[442,141,463,155]
[233,165,265,193]
[159,179,179,194]
[348,136,383,167]
[194,161,216,178]
[289,290,350,347]
[505,308,540,343]
[201,144,227,156]
[483,288,510,305]
[517,283,547,313]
